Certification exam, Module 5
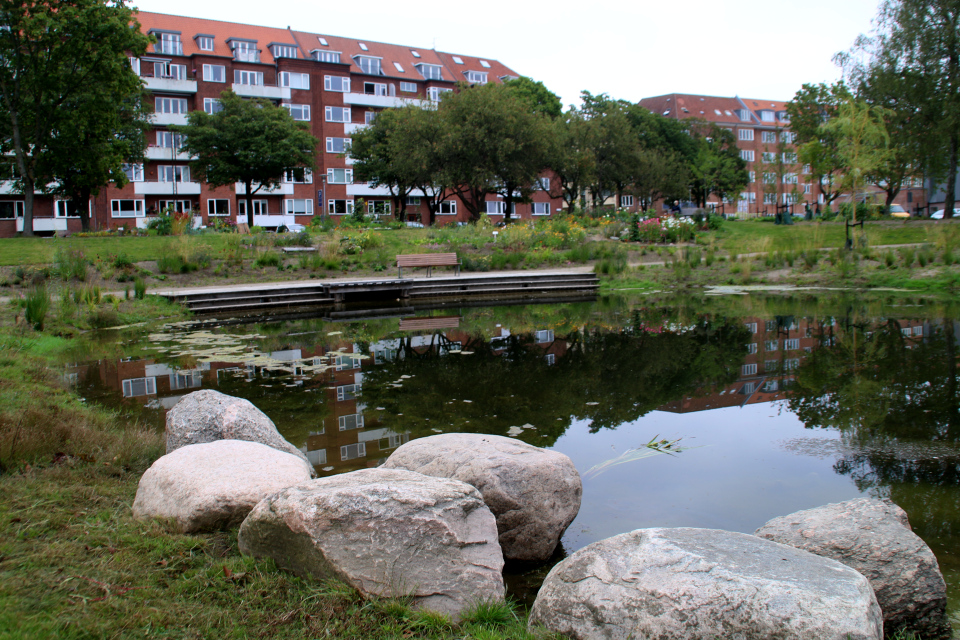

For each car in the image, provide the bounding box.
[931,208,960,220]
[888,204,910,219]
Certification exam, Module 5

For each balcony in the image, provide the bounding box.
[233,50,260,63]
[145,147,193,161]
[231,83,291,100]
[14,217,69,233]
[143,76,197,94]
[235,183,294,195]
[347,183,392,196]
[150,112,189,127]
[134,181,202,195]
[154,42,183,56]
[343,123,369,135]
[343,93,425,109]
[0,180,51,195]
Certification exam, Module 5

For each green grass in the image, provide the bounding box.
[715,220,932,255]
[0,235,234,267]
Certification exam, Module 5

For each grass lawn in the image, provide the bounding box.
[713,219,934,255]
[0,235,235,267]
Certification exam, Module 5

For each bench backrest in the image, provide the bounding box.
[396,253,459,267]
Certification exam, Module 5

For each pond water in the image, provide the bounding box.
[69,293,960,626]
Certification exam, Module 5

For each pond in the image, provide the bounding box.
[68,293,960,626]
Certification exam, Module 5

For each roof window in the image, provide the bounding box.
[318,37,329,46]
[393,61,404,72]
[663,110,670,116]
[358,42,368,51]
[714,109,721,115]
[411,50,420,58]
[479,60,490,68]
[452,56,464,64]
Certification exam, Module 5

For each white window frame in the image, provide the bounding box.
[313,50,341,63]
[363,81,387,96]
[763,193,777,205]
[761,111,775,122]
[155,97,188,114]
[747,343,758,354]
[764,340,779,351]
[745,322,757,333]
[465,70,488,84]
[784,338,800,350]
[740,149,754,162]
[122,163,144,182]
[427,87,452,102]
[237,199,268,216]
[280,72,310,90]
[0,202,25,219]
[203,98,223,114]
[282,168,313,184]
[233,70,263,86]
[742,364,757,376]
[535,177,550,191]
[325,106,351,123]
[400,81,417,93]
[122,377,156,397]
[202,64,225,83]
[284,199,314,215]
[326,137,351,154]
[197,36,214,52]
[207,199,230,216]
[54,200,79,218]
[532,202,550,215]
[283,104,311,121]
[762,152,776,164]
[328,199,355,215]
[761,131,777,144]
[159,200,193,214]
[324,75,350,92]
[157,131,186,149]
[340,442,366,461]
[417,63,443,80]
[111,199,145,218]
[438,200,457,215]
[783,173,798,185]
[406,196,421,206]
[738,128,754,141]
[337,384,359,401]
[158,165,191,183]
[129,57,140,75]
[272,44,298,59]
[620,195,634,207]
[367,200,392,216]
[486,201,506,215]
[355,56,381,76]
[782,152,798,164]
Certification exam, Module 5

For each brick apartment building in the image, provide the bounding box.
[0,12,561,237]
[637,93,928,216]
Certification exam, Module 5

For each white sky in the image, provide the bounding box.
[133,0,881,109]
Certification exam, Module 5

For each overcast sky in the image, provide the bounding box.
[133,0,882,108]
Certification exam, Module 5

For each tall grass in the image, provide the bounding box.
[133,277,147,300]
[53,248,87,281]
[23,285,50,330]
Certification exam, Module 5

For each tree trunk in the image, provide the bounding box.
[944,133,958,219]
[22,182,34,237]
[74,187,92,232]
[503,186,513,223]
[244,180,255,228]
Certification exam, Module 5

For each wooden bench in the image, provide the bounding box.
[396,253,460,278]
[398,316,461,331]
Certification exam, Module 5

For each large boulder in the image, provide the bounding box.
[756,498,950,639]
[132,440,312,533]
[382,433,581,562]
[529,527,883,640]
[238,468,504,619]
[166,389,311,472]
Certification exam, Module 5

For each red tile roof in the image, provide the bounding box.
[638,93,791,127]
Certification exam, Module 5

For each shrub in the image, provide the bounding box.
[23,285,50,330]
[254,251,283,268]
[157,254,183,274]
[295,230,313,247]
[133,277,147,300]
[146,213,173,235]
[884,251,897,268]
[112,252,134,269]
[87,308,119,329]
[53,248,87,281]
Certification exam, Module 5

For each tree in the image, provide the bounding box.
[631,148,689,210]
[687,123,748,209]
[580,93,639,210]
[548,107,596,213]
[172,91,318,227]
[350,107,417,221]
[438,83,555,222]
[788,82,851,208]
[502,77,562,119]
[0,0,152,235]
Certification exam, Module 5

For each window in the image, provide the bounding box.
[783,173,798,185]
[154,62,186,79]
[364,82,387,96]
[207,199,230,216]
[741,382,757,394]
[739,109,751,122]
[406,196,421,206]
[202,64,225,82]
[325,106,351,122]
[159,200,193,213]
[155,97,188,114]
[763,380,779,392]
[122,163,144,182]
[438,200,457,215]
[327,168,353,184]
[738,128,754,141]
[400,81,417,92]
[761,131,776,144]
[745,322,757,333]
[465,70,487,84]
[765,320,777,332]
[326,137,351,153]
[355,56,381,75]
[913,325,924,336]
[0,202,24,219]
[335,355,361,370]
[155,32,182,56]
[313,50,340,64]
[380,434,409,450]
[781,131,796,144]
[417,64,443,80]
[340,442,366,461]
[762,152,776,163]
[803,184,811,194]
[318,37,329,46]
[324,75,350,92]
[761,111,775,122]
[231,40,259,63]
[486,201,506,214]
[479,60,491,68]
[616,195,634,208]
[742,363,757,376]
[271,44,298,59]
[763,172,776,184]
[364,111,377,125]
[532,202,550,215]
[764,340,778,351]
[237,200,268,215]
[763,193,777,205]
[234,70,263,85]
[765,360,779,373]
[358,42,369,51]
[284,199,314,215]
[157,131,186,149]
[785,358,800,371]
[452,56,464,65]
[328,199,354,215]
[306,449,326,466]
[545,353,556,365]
[111,199,145,218]
[129,57,140,75]
[782,152,798,164]
[740,149,754,162]
[784,338,800,350]
[747,343,758,354]
[280,72,310,89]
[741,192,756,204]
[367,201,392,216]
[779,111,790,122]
[410,50,421,58]
[282,168,313,184]
[427,87,452,101]
[393,62,405,72]
[337,384,359,401]
[55,201,79,218]
[197,36,214,51]
[158,165,191,183]
[283,104,311,121]
[782,193,799,204]
[748,171,755,183]
[122,377,156,397]
[536,330,554,343]
[535,177,550,190]
[203,98,223,114]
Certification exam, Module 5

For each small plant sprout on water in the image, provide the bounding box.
[582,435,690,480]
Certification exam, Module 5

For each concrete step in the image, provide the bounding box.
[189,297,336,313]
[171,287,329,304]
[408,283,599,298]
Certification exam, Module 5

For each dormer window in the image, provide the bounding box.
[499,75,518,82]
[195,35,214,51]
[271,44,298,59]
[778,111,790,122]
[354,55,382,76]
[358,42,369,51]
[452,56,464,64]
[761,110,775,122]
[313,50,341,64]
[318,37,329,46]
[464,70,487,84]
[152,31,182,56]
[411,50,421,58]
[479,60,491,68]
[416,63,443,80]
[739,109,752,122]
[229,39,259,63]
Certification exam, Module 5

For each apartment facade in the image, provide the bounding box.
[637,93,927,216]
[0,12,560,237]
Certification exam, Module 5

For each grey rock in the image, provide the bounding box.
[756,498,949,639]
[529,527,883,640]
[382,433,581,561]
[166,389,311,472]
[132,440,312,532]
[238,468,504,619]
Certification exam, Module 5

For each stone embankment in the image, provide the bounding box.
[131,391,951,636]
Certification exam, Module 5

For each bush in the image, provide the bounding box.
[295,230,313,247]
[254,251,283,268]
[23,286,50,330]
[112,252,134,269]
[146,213,173,235]
[157,254,182,274]
[86,308,119,329]
[133,277,147,300]
[53,248,87,282]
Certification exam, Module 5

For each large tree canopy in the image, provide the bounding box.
[0,0,152,234]
[172,91,318,227]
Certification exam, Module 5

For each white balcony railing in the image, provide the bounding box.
[343,123,369,135]
[143,77,197,94]
[155,42,183,56]
[150,113,189,127]
[234,50,260,63]
[134,181,202,195]
[145,147,194,161]
[231,84,291,100]
[347,183,392,196]
[235,183,294,195]
[343,93,425,109]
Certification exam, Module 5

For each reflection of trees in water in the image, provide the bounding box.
[790,316,960,542]
[360,311,751,444]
